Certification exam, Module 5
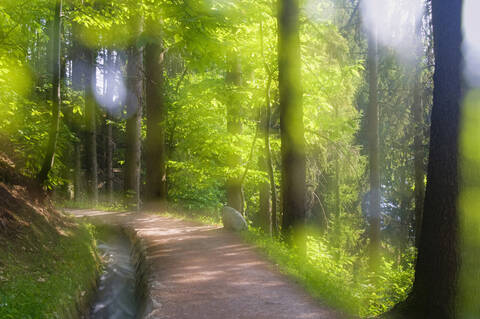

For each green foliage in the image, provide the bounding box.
[243,228,415,318]
[1,0,427,317]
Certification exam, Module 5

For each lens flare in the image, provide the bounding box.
[360,0,424,63]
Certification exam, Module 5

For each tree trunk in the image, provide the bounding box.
[278,0,306,239]
[106,119,114,203]
[124,24,144,210]
[74,142,82,201]
[266,101,278,236]
[260,23,278,236]
[226,54,244,213]
[84,49,98,203]
[145,28,167,207]
[105,50,114,203]
[37,0,62,184]
[258,154,271,233]
[389,0,463,317]
[412,67,425,248]
[367,25,380,266]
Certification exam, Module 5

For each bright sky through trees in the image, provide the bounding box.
[463,0,480,87]
[360,0,423,62]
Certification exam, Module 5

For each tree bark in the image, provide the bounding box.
[278,0,306,239]
[260,23,278,236]
[74,142,82,201]
[37,0,62,184]
[105,50,114,203]
[226,54,244,213]
[389,0,463,317]
[106,117,114,203]
[124,24,144,210]
[145,27,167,207]
[84,49,98,203]
[412,67,425,249]
[258,154,271,233]
[367,25,380,266]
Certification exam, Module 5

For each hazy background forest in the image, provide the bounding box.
[1,0,479,318]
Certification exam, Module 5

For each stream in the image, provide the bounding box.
[90,229,138,319]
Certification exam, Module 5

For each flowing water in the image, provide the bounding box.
[90,230,138,319]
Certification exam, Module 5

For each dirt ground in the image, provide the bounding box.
[69,210,342,319]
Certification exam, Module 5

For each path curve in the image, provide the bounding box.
[69,210,341,319]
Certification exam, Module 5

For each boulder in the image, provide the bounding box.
[222,206,247,231]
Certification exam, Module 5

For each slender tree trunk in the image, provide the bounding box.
[124,21,144,210]
[412,67,425,248]
[145,27,167,206]
[367,25,380,266]
[84,49,98,203]
[389,1,463,317]
[105,50,114,203]
[106,120,113,203]
[226,54,244,213]
[334,157,340,219]
[278,0,306,239]
[74,142,82,201]
[334,106,341,221]
[266,102,278,236]
[258,154,271,233]
[260,23,278,236]
[37,0,62,184]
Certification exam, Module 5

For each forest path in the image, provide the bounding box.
[69,209,341,319]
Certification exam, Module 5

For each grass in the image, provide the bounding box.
[0,222,100,319]
[57,198,128,213]
[156,209,222,226]
[148,207,413,317]
[242,228,415,318]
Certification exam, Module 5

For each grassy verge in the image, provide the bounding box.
[147,208,413,317]
[0,222,100,319]
[242,228,414,318]
[156,209,222,226]
[57,199,128,212]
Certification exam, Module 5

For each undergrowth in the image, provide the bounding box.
[242,228,415,318]
[58,198,128,212]
[157,209,222,226]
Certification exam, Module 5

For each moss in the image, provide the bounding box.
[0,222,100,319]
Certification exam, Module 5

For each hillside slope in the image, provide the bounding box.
[0,151,99,319]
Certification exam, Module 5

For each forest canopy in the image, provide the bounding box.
[1,0,479,318]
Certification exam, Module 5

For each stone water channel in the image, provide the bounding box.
[89,227,139,319]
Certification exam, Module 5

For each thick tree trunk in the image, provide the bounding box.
[124,27,144,210]
[278,0,306,239]
[145,31,167,206]
[71,24,84,91]
[389,1,463,318]
[37,0,62,184]
[84,49,98,203]
[367,26,380,265]
[226,54,244,213]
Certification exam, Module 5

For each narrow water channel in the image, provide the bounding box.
[90,228,138,319]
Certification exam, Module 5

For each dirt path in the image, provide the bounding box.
[69,210,341,319]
